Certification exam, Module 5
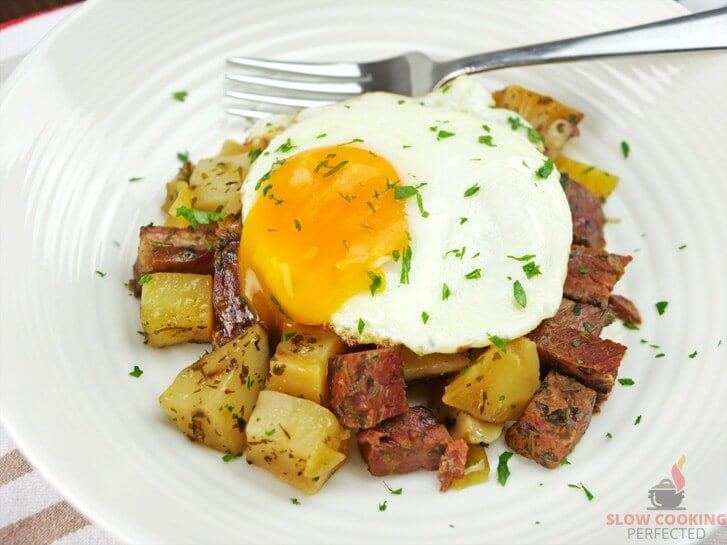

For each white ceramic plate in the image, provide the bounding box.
[1,1,726,544]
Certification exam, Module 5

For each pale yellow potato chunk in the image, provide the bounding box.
[140,273,213,347]
[450,412,503,445]
[442,337,540,423]
[246,391,349,494]
[266,325,346,406]
[159,325,270,454]
[401,348,477,382]
[556,155,619,200]
[163,180,193,227]
[189,155,250,212]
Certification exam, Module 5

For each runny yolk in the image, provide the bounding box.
[239,145,408,332]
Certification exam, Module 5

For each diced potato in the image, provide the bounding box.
[159,325,270,454]
[163,180,193,227]
[450,412,503,445]
[442,337,540,423]
[450,445,490,490]
[266,325,346,406]
[218,139,249,156]
[492,85,584,157]
[556,155,619,200]
[401,348,478,382]
[246,391,349,494]
[140,273,213,347]
[189,155,251,212]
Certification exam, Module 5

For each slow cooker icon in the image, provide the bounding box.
[647,478,686,510]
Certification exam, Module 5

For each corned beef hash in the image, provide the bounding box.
[130,76,637,494]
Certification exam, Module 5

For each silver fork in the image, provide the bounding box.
[225,7,726,119]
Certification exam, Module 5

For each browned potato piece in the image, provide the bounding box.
[401,348,477,382]
[266,325,346,406]
[492,85,584,157]
[140,273,212,347]
[450,412,503,445]
[159,325,270,454]
[442,337,540,423]
[163,181,194,227]
[246,391,349,494]
[189,155,251,212]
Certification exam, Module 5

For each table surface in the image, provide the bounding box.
[1,1,725,544]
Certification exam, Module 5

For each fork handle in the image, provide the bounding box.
[438,7,727,82]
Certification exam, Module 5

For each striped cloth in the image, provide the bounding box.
[1,2,725,545]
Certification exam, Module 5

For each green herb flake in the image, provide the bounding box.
[290,497,301,505]
[357,318,366,334]
[606,432,613,439]
[293,218,302,232]
[478,135,496,147]
[497,451,514,486]
[172,90,188,102]
[384,481,403,495]
[444,246,466,259]
[560,457,571,466]
[177,150,189,163]
[459,217,468,225]
[621,141,630,159]
[688,350,697,359]
[322,160,349,178]
[655,353,665,359]
[442,283,451,301]
[421,311,430,324]
[488,334,508,353]
[623,321,640,330]
[399,245,412,285]
[440,83,452,93]
[463,183,480,198]
[338,137,365,146]
[522,261,542,279]
[265,428,276,437]
[367,272,383,296]
[507,254,536,262]
[222,451,241,462]
[283,332,295,342]
[276,138,296,153]
[527,128,543,143]
[655,301,668,315]
[129,365,143,378]
[535,158,555,179]
[138,274,153,286]
[436,130,455,141]
[513,280,527,308]
[316,133,327,139]
[128,176,143,183]
[618,378,635,386]
[678,244,687,250]
[507,117,522,130]
[465,269,481,280]
[175,206,224,227]
[248,148,262,163]
[378,501,388,512]
[569,482,594,501]
[95,270,107,278]
[634,415,642,425]
[392,249,400,262]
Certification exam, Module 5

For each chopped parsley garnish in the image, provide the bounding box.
[338,137,365,146]
[621,141,630,159]
[568,482,594,501]
[322,160,349,178]
[688,350,697,359]
[393,183,429,217]
[177,150,189,163]
[560,457,571,466]
[465,269,481,280]
[606,432,613,439]
[655,301,668,315]
[526,128,543,143]
[137,274,153,286]
[442,283,451,301]
[378,501,388,512]
[478,135,495,146]
[488,334,507,353]
[95,270,107,277]
[175,206,224,227]
[655,353,665,358]
[316,133,327,139]
[399,245,412,284]
[623,321,640,330]
[383,482,403,495]
[678,243,687,250]
[172,90,188,102]
[421,311,430,324]
[275,138,296,153]
[522,261,542,279]
[513,280,527,308]
[357,318,365,334]
[367,272,383,295]
[290,497,301,505]
[634,415,642,425]
[265,428,276,437]
[248,148,262,163]
[507,116,522,130]
[497,451,514,486]
[618,378,635,386]
[535,158,555,179]
[128,176,143,183]
[222,451,241,462]
[507,254,535,262]
[392,249,400,262]
[293,218,302,232]
[444,247,466,259]
[436,130,455,141]
[463,183,480,198]
[283,332,295,342]
[559,174,571,190]
[440,83,452,93]
[459,217,468,225]
[129,365,143,378]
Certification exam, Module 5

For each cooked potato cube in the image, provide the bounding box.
[492,85,583,157]
[450,412,503,445]
[163,180,194,227]
[442,337,540,423]
[401,348,477,382]
[246,390,349,494]
[140,273,213,347]
[189,155,250,212]
[450,445,490,490]
[556,155,619,200]
[159,325,269,454]
[266,325,346,405]
[218,139,249,156]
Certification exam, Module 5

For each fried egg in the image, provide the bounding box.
[239,76,572,354]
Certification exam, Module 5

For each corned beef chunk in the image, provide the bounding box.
[609,294,641,325]
[564,245,631,308]
[437,438,468,492]
[530,298,614,340]
[565,179,605,249]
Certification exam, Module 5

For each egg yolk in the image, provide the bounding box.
[239,146,408,330]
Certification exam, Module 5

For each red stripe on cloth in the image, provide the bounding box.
[0,3,79,32]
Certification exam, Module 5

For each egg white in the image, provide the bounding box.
[242,76,572,354]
